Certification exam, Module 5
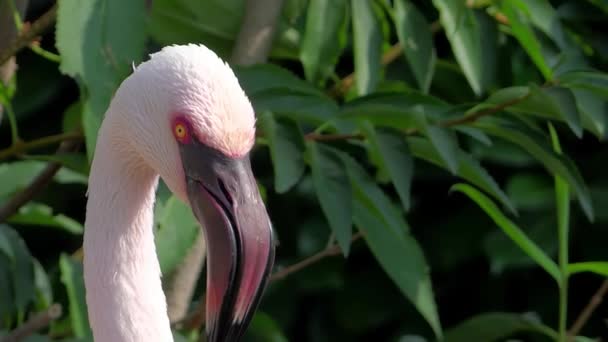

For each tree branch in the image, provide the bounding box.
[0,2,57,67]
[0,135,81,222]
[1,303,62,342]
[568,279,608,340]
[0,131,82,161]
[330,20,442,97]
[271,232,363,282]
[231,0,285,65]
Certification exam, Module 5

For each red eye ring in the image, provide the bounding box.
[172,116,191,143]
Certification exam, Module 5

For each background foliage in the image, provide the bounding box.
[1,0,608,341]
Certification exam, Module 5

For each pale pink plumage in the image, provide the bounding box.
[83,44,257,342]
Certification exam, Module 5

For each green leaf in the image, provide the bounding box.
[431,0,495,95]
[8,203,84,234]
[307,142,352,255]
[501,0,553,80]
[351,0,382,95]
[483,219,557,274]
[343,155,442,338]
[361,123,414,211]
[154,196,200,275]
[149,0,242,59]
[62,101,82,133]
[408,137,516,214]
[340,93,437,130]
[235,63,323,98]
[474,86,583,137]
[444,312,558,342]
[258,112,306,193]
[559,71,608,98]
[450,183,561,281]
[572,89,607,138]
[300,0,349,85]
[394,0,436,93]
[245,312,289,342]
[568,262,608,277]
[59,254,92,339]
[22,153,90,176]
[33,259,53,309]
[250,88,339,125]
[474,117,593,221]
[0,225,35,316]
[0,226,13,260]
[56,0,146,161]
[0,161,86,200]
[505,173,553,211]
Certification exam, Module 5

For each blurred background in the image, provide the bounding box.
[0,0,607,341]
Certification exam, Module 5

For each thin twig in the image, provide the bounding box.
[0,303,62,342]
[439,92,532,127]
[330,20,442,98]
[304,132,364,142]
[0,131,82,161]
[568,279,608,340]
[178,232,363,332]
[270,232,363,282]
[0,136,81,222]
[0,2,57,66]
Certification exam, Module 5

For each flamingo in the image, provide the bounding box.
[83,44,275,342]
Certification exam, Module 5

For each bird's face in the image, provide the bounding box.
[118,45,275,341]
[170,113,274,342]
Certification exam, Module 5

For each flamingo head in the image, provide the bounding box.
[111,44,275,341]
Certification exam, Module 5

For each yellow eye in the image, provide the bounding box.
[174,123,187,139]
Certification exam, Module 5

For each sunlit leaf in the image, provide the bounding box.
[154,196,200,275]
[300,0,349,85]
[258,112,306,193]
[56,0,146,160]
[33,259,53,309]
[8,203,83,234]
[451,183,561,281]
[431,0,496,95]
[235,63,324,97]
[250,88,339,125]
[502,0,553,80]
[307,142,352,255]
[361,123,413,211]
[394,0,436,93]
[568,262,608,277]
[343,155,442,338]
[472,86,582,137]
[444,312,557,342]
[351,0,382,95]
[59,254,92,339]
[22,153,90,176]
[0,161,86,201]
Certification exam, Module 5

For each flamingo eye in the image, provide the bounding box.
[173,120,191,143]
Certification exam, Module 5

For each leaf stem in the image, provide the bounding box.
[29,43,61,63]
[7,0,23,31]
[0,2,58,66]
[1,97,20,145]
[0,132,83,161]
[549,123,570,342]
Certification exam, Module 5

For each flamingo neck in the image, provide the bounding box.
[83,117,173,342]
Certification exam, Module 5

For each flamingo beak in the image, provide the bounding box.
[178,140,275,342]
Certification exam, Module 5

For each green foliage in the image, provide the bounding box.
[1,0,608,341]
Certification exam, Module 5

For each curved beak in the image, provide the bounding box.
[178,141,275,342]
